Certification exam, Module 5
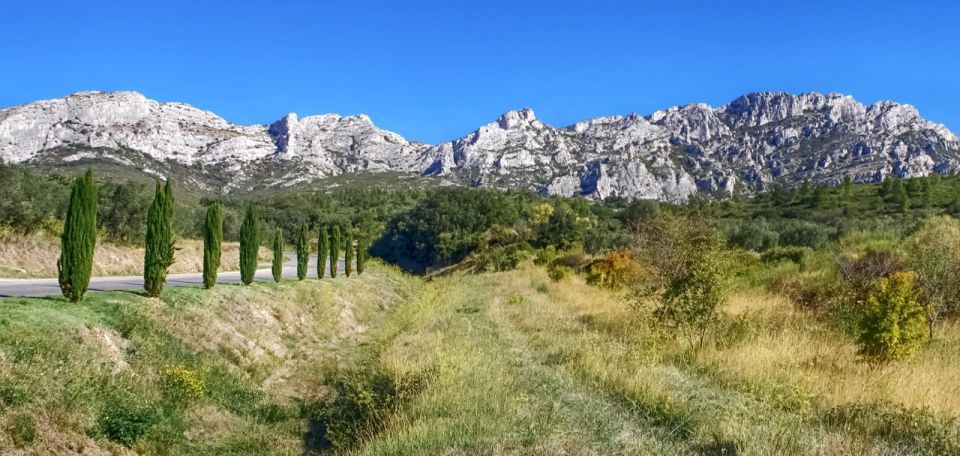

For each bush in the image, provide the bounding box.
[857,272,928,362]
[586,250,644,289]
[474,242,533,272]
[778,220,834,249]
[310,366,426,450]
[97,399,160,446]
[547,264,572,282]
[728,218,779,251]
[161,364,205,404]
[760,246,810,264]
[533,246,558,266]
[6,413,37,447]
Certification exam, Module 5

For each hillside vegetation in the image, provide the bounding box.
[2,259,959,454]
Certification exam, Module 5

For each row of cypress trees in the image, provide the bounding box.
[57,171,370,301]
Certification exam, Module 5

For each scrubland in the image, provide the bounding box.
[2,257,958,455]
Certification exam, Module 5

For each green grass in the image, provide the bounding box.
[2,259,959,454]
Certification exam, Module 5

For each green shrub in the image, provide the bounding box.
[778,220,834,249]
[97,400,160,447]
[728,218,779,251]
[761,246,810,264]
[857,271,928,362]
[310,366,426,450]
[547,264,571,282]
[6,413,37,447]
[533,245,558,266]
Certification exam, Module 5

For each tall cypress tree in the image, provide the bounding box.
[329,225,341,278]
[144,179,175,297]
[272,227,284,283]
[202,202,223,289]
[356,236,367,275]
[344,229,354,277]
[58,169,97,302]
[239,205,260,285]
[296,223,309,281]
[316,225,328,279]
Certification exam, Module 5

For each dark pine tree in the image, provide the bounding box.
[144,179,175,297]
[316,225,328,279]
[344,229,354,277]
[202,202,223,289]
[329,225,341,278]
[296,223,309,281]
[239,205,260,285]
[272,227,284,283]
[356,235,367,275]
[58,169,98,302]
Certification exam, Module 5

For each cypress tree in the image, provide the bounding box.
[356,236,367,275]
[58,169,98,302]
[296,223,309,281]
[316,225,328,279]
[144,179,175,297]
[329,225,341,278]
[272,227,284,283]
[202,202,223,289]
[239,205,260,285]
[344,229,354,277]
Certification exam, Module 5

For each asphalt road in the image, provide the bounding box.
[0,254,346,298]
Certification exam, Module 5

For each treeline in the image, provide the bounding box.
[55,170,370,302]
[0,162,420,245]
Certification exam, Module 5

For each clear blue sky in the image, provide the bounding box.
[1,0,958,143]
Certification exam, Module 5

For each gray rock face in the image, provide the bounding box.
[1,90,957,200]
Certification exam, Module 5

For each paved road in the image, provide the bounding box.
[0,254,346,298]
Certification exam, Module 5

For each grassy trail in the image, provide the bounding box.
[350,266,958,455]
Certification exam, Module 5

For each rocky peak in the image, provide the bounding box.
[1,90,958,200]
[496,108,540,130]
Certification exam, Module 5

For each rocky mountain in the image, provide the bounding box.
[1,90,957,201]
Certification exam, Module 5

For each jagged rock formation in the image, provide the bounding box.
[1,90,957,200]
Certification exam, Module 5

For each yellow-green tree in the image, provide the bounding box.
[857,271,928,362]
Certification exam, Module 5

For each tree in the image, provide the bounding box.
[656,233,727,350]
[296,223,309,281]
[344,229,354,277]
[58,169,97,302]
[202,202,223,289]
[272,227,284,283]
[329,225,341,278]
[904,217,960,338]
[356,235,367,275]
[857,272,928,362]
[143,179,175,297]
[317,225,328,279]
[239,205,260,285]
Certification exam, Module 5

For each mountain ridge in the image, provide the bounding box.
[2,90,957,200]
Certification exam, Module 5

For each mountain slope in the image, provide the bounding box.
[2,91,957,200]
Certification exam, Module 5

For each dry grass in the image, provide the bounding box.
[0,231,268,278]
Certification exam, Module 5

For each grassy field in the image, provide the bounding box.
[1,260,959,454]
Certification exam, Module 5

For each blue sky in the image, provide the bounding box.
[1,0,958,143]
